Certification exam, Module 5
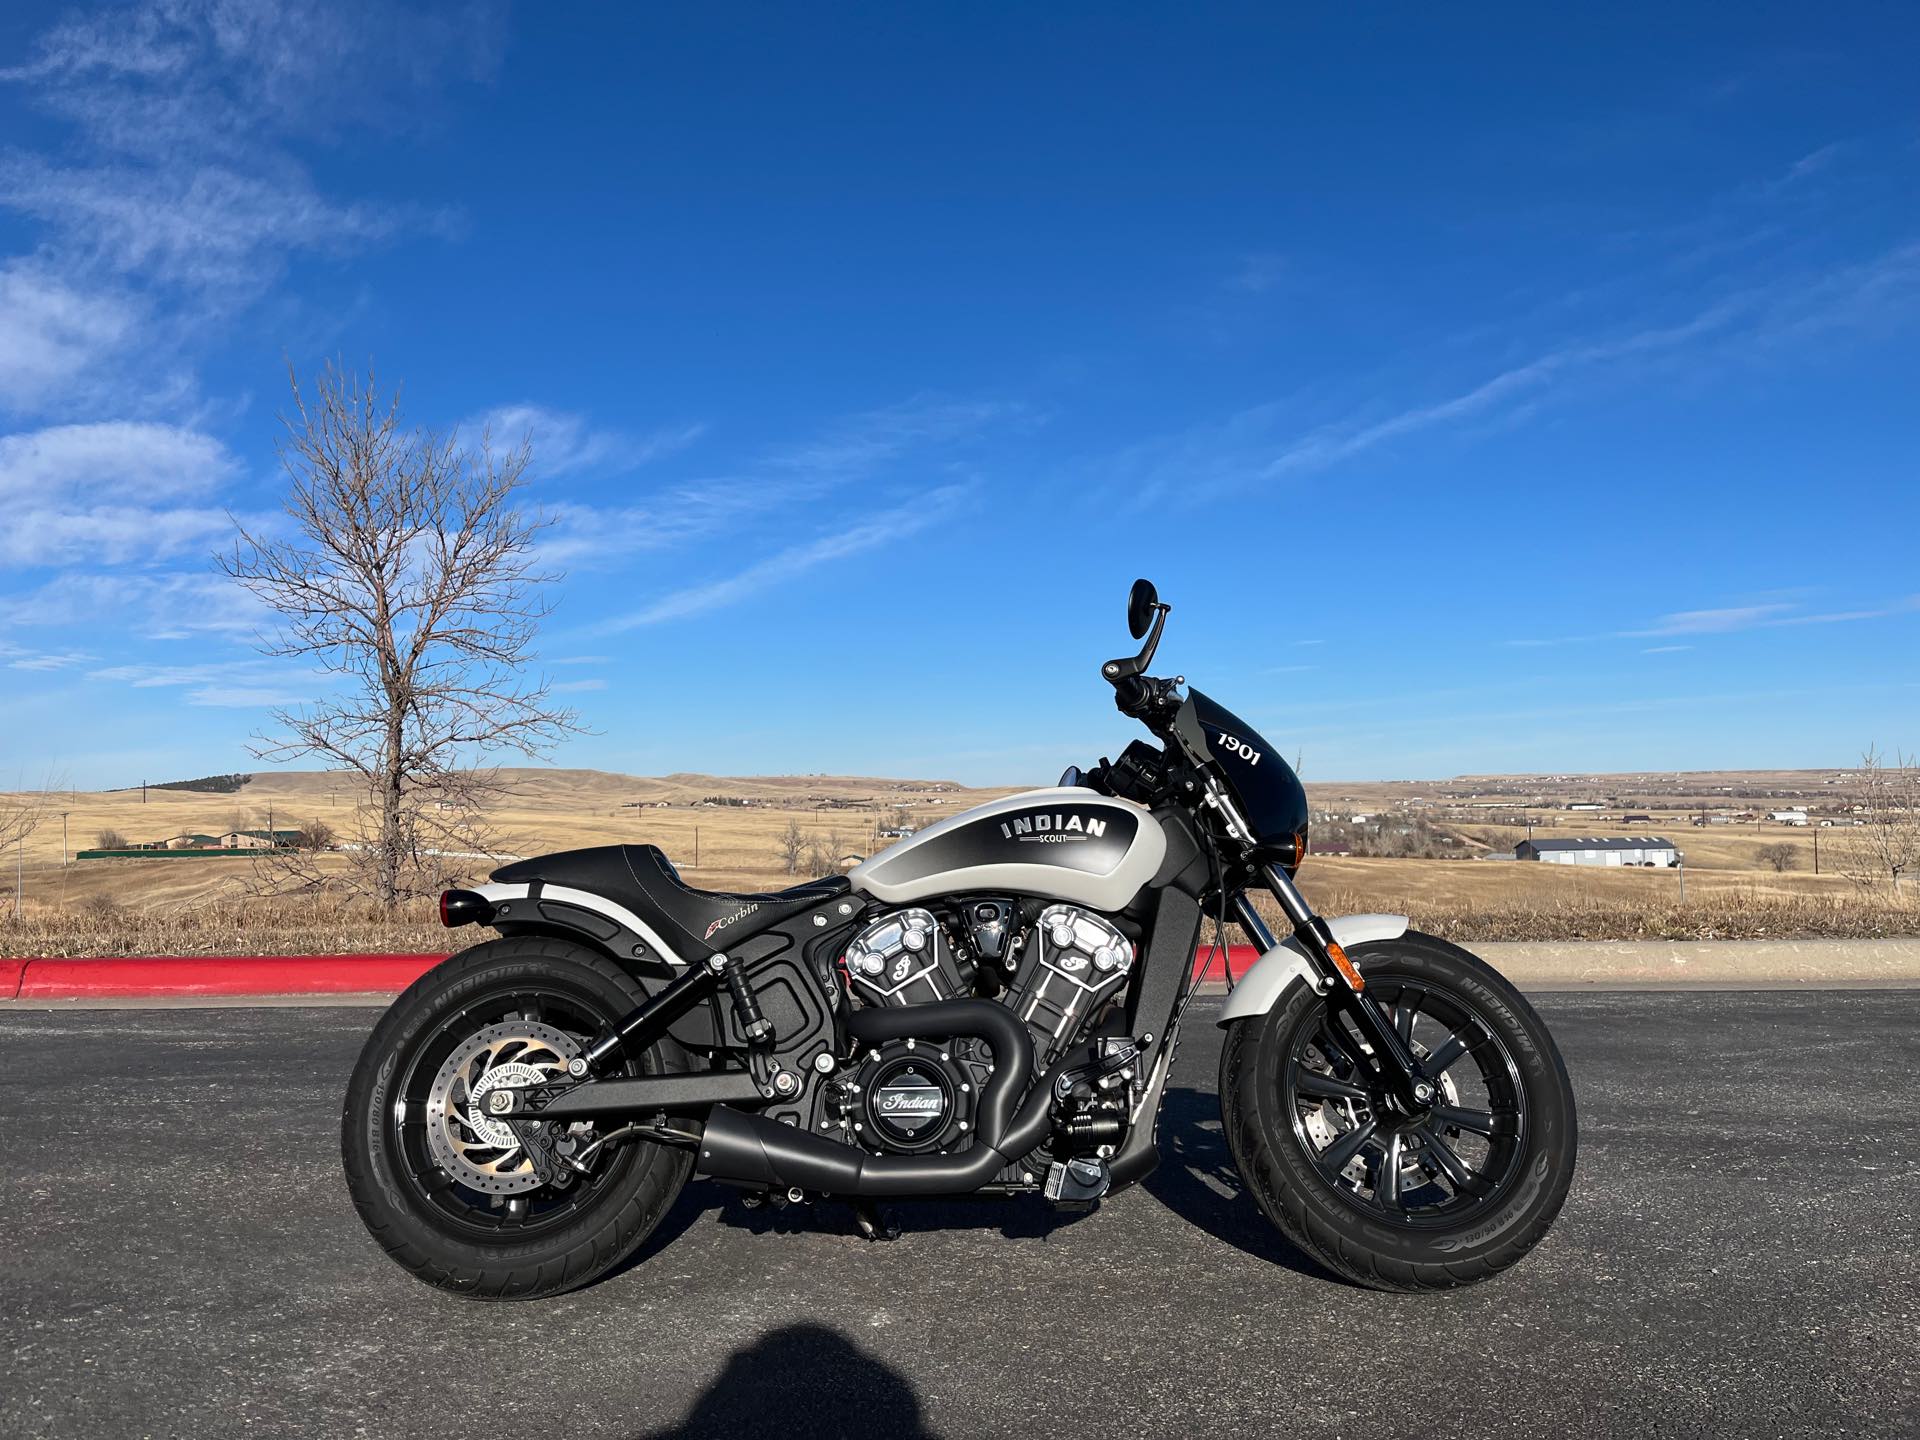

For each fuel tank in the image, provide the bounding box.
[848,788,1168,911]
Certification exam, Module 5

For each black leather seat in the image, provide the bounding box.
[493,844,851,956]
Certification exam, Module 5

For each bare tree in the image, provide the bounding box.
[1756,842,1799,873]
[1834,747,1920,897]
[803,827,846,877]
[94,828,130,851]
[294,818,337,852]
[1,786,51,918]
[777,819,806,876]
[219,363,579,908]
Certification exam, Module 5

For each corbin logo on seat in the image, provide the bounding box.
[998,812,1108,843]
[704,904,759,941]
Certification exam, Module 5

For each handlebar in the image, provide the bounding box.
[1113,672,1183,728]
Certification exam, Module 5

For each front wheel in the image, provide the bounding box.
[1219,931,1576,1290]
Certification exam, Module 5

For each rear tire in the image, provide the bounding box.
[1219,931,1576,1291]
[341,936,693,1299]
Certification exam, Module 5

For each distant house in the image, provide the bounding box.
[1566,803,1605,812]
[1768,810,1810,826]
[219,829,303,850]
[163,833,222,850]
[1621,814,1652,824]
[1515,836,1681,867]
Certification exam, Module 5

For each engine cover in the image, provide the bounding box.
[1004,904,1135,1072]
[825,1038,977,1154]
[843,907,970,1007]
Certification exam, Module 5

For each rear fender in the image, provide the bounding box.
[1215,913,1409,1024]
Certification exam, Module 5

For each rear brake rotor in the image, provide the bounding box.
[425,1020,581,1195]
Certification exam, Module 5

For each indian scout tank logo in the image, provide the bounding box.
[998,811,1109,843]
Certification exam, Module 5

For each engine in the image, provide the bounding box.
[829,900,1137,1159]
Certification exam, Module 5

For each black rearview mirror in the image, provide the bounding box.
[1127,578,1159,640]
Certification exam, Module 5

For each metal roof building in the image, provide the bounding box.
[1515,836,1681,867]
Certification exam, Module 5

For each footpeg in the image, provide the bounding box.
[1043,1157,1110,1208]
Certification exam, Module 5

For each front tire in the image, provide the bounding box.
[341,936,693,1299]
[1220,931,1576,1290]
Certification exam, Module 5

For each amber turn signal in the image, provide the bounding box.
[1325,939,1366,992]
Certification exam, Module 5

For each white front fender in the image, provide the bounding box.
[1215,914,1410,1025]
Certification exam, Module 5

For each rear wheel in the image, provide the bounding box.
[341,936,693,1299]
[1219,931,1576,1290]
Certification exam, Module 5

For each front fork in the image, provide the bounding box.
[1207,783,1434,1113]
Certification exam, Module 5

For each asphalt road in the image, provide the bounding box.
[2,993,1915,1439]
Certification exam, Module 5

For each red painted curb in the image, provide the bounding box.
[13,953,444,999]
[4,943,1269,999]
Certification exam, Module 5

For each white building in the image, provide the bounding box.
[1516,836,1681,867]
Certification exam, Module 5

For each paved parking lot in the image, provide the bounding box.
[2,992,1916,1438]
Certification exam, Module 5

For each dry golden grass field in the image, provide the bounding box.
[2,767,1913,956]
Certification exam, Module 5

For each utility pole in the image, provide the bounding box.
[13,838,22,920]
[61,811,69,866]
[1813,825,1819,876]
[693,827,700,868]
[1677,857,1685,905]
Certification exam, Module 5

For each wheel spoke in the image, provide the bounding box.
[1432,1103,1505,1137]
[1294,1069,1370,1103]
[1375,1131,1404,1208]
[1394,994,1418,1046]
[1320,1118,1378,1175]
[1420,1028,1474,1078]
[1414,1124,1477,1191]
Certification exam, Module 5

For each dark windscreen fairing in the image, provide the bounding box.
[1172,689,1309,852]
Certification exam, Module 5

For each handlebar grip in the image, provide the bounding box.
[1112,674,1149,715]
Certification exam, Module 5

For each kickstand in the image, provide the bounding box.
[849,1199,901,1242]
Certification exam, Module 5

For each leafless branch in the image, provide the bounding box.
[218,362,581,907]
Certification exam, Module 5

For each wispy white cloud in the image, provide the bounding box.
[0,420,237,500]
[0,571,264,632]
[0,421,246,567]
[1632,603,1796,636]
[0,0,500,428]
[766,397,1021,479]
[542,397,1014,571]
[598,484,972,632]
[1513,594,1920,649]
[7,650,95,671]
[550,677,608,694]
[1110,239,1920,505]
[1227,251,1287,294]
[0,260,140,410]
[468,403,706,479]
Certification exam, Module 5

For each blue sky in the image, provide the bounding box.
[1,2,1915,790]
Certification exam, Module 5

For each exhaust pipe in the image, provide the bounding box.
[695,999,1075,1197]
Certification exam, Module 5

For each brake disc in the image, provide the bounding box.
[425,1020,581,1195]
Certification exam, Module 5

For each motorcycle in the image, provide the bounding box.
[342,580,1577,1296]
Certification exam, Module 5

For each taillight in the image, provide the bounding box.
[439,889,493,928]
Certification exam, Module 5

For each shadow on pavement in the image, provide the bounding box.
[1142,1085,1342,1282]
[631,1322,937,1439]
[614,1083,1340,1283]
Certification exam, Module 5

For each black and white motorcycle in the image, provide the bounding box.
[343,581,1577,1296]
